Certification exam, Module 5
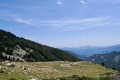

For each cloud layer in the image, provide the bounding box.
[5,16,119,32]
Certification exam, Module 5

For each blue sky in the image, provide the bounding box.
[0,0,120,48]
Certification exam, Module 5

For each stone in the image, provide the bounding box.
[6,63,15,68]
[60,64,71,67]
[30,78,37,80]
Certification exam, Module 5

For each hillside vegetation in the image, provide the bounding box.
[0,29,80,62]
[88,51,120,70]
[0,61,116,80]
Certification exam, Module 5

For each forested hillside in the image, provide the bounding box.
[88,51,120,70]
[0,29,80,62]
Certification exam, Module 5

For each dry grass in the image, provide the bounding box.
[0,61,116,80]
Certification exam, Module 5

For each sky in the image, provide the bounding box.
[0,0,120,48]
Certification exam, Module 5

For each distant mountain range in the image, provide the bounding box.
[88,51,120,70]
[0,29,80,62]
[62,46,120,70]
[62,45,120,57]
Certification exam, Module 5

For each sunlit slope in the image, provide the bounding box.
[0,61,116,80]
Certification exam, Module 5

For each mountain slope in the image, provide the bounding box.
[88,51,120,70]
[0,29,80,62]
[62,45,120,57]
[65,51,87,60]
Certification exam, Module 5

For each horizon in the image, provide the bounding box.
[1,28,120,48]
[1,0,120,48]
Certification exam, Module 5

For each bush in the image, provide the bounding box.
[8,78,17,80]
[0,69,4,73]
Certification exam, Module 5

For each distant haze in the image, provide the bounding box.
[62,44,120,56]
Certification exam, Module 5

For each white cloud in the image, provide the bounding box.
[80,0,86,4]
[57,0,63,5]
[79,0,87,7]
[6,16,120,32]
[11,15,36,26]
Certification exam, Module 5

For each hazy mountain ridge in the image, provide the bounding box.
[0,29,80,62]
[65,50,88,60]
[88,51,120,70]
[62,45,120,57]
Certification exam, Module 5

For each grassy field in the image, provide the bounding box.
[0,61,116,80]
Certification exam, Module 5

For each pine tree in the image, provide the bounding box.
[101,62,105,66]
